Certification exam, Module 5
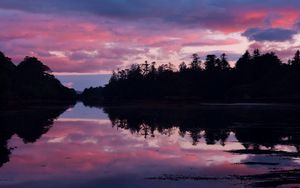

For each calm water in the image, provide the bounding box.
[1,102,300,187]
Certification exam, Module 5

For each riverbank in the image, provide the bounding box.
[80,96,300,108]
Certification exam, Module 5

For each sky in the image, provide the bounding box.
[1,0,300,88]
[56,74,110,91]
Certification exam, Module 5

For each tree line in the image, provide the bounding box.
[0,51,76,103]
[82,49,300,103]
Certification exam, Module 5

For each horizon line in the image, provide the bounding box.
[53,72,112,76]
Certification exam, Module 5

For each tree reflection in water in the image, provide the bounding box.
[0,103,73,167]
[101,104,300,152]
[1,102,300,187]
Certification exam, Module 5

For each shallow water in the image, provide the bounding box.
[1,102,300,187]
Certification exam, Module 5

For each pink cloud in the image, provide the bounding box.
[1,3,300,73]
[248,42,300,62]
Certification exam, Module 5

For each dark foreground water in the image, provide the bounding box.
[1,102,300,188]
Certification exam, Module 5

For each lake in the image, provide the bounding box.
[1,102,300,187]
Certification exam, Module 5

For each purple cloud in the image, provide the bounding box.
[242,28,297,42]
[1,1,300,73]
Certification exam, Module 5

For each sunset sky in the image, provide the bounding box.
[1,0,300,76]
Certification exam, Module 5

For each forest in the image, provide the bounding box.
[0,51,76,104]
[81,49,300,103]
[2,49,300,104]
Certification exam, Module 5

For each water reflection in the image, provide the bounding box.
[0,103,300,187]
[0,104,73,167]
[103,104,300,150]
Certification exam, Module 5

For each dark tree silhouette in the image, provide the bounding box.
[253,48,260,59]
[179,62,187,72]
[0,51,76,102]
[204,54,217,71]
[80,49,300,103]
[235,50,251,70]
[218,53,230,70]
[0,52,16,100]
[17,56,51,75]
[291,50,300,68]
[190,53,202,70]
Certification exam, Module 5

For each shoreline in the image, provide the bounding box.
[2,97,300,109]
[80,96,300,107]
[0,99,76,110]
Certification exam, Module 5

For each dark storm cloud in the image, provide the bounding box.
[242,28,297,42]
